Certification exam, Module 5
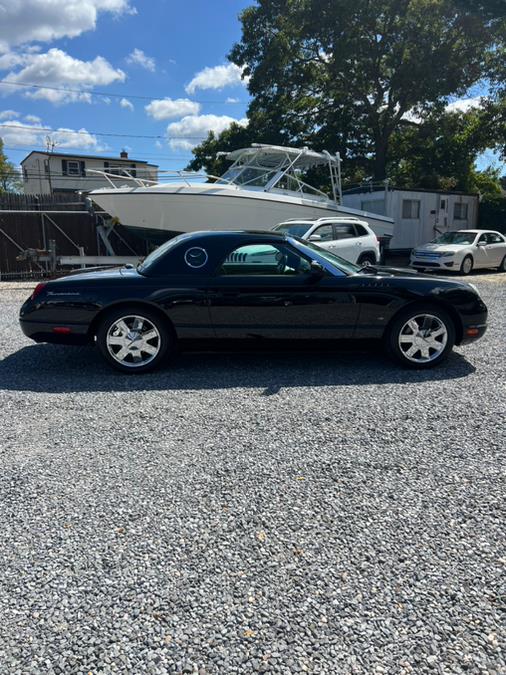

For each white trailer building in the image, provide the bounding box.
[21,150,158,196]
[343,186,479,251]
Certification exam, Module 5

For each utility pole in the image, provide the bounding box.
[46,136,56,196]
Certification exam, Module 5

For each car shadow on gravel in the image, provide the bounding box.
[1,340,475,393]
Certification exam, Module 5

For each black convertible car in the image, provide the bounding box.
[20,231,487,373]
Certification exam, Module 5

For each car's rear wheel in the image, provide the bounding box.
[357,252,376,266]
[460,255,473,275]
[385,305,456,368]
[498,255,506,272]
[96,307,173,373]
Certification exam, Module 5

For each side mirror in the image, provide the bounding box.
[310,260,325,277]
[477,240,486,246]
[308,234,322,242]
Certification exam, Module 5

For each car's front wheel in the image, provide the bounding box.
[385,305,456,368]
[96,307,173,373]
[460,255,473,275]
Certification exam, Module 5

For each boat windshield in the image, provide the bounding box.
[219,166,277,189]
[431,231,477,245]
[273,222,312,237]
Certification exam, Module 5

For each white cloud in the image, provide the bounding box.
[24,114,41,123]
[120,97,134,111]
[446,97,482,113]
[0,0,135,52]
[185,63,247,95]
[0,109,20,120]
[126,48,156,72]
[0,115,104,150]
[0,48,126,104]
[145,97,200,121]
[226,97,239,104]
[166,114,247,150]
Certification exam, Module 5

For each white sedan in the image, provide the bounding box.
[410,229,506,275]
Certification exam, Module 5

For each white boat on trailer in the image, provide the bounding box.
[89,144,394,243]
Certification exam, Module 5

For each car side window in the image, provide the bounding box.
[333,224,356,240]
[354,224,369,237]
[488,233,504,244]
[314,224,334,241]
[218,243,312,276]
[478,234,488,244]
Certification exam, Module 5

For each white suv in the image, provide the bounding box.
[272,217,381,265]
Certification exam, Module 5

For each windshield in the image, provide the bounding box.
[137,233,195,273]
[291,238,361,275]
[432,231,477,245]
[273,222,312,237]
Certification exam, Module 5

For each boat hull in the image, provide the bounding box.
[91,184,394,244]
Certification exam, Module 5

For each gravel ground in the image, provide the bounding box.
[0,273,504,674]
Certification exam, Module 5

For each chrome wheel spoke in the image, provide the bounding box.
[142,329,158,341]
[108,336,127,347]
[140,343,158,356]
[406,345,419,358]
[407,319,419,334]
[115,345,131,361]
[399,334,414,343]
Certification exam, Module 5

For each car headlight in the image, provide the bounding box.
[442,251,454,257]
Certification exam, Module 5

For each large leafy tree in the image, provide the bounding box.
[0,139,22,193]
[190,0,504,184]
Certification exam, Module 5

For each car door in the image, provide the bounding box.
[207,241,359,339]
[474,232,503,268]
[486,232,506,266]
[328,223,359,262]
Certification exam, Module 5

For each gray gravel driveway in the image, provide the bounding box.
[0,274,504,674]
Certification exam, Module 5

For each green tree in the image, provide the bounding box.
[0,138,22,193]
[190,0,504,183]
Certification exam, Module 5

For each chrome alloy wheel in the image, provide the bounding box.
[106,315,161,368]
[398,314,448,363]
[462,257,473,274]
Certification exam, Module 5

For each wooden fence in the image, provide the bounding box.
[0,193,147,279]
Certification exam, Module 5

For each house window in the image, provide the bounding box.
[454,203,468,220]
[23,167,28,179]
[67,161,80,176]
[402,199,420,219]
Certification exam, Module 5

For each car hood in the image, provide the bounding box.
[415,243,468,253]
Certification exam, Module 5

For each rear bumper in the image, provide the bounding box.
[20,318,90,345]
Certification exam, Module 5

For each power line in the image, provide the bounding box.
[0,79,249,104]
[0,123,216,140]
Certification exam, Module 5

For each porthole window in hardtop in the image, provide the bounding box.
[184,247,209,269]
[219,243,311,275]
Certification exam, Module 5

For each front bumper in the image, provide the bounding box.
[410,256,458,270]
[459,322,487,345]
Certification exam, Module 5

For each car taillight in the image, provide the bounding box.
[31,282,47,300]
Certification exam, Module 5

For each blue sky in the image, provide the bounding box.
[0,0,503,177]
[0,0,252,171]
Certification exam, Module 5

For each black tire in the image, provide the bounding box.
[459,255,473,275]
[96,306,173,373]
[499,256,506,273]
[384,304,456,369]
[357,252,377,266]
